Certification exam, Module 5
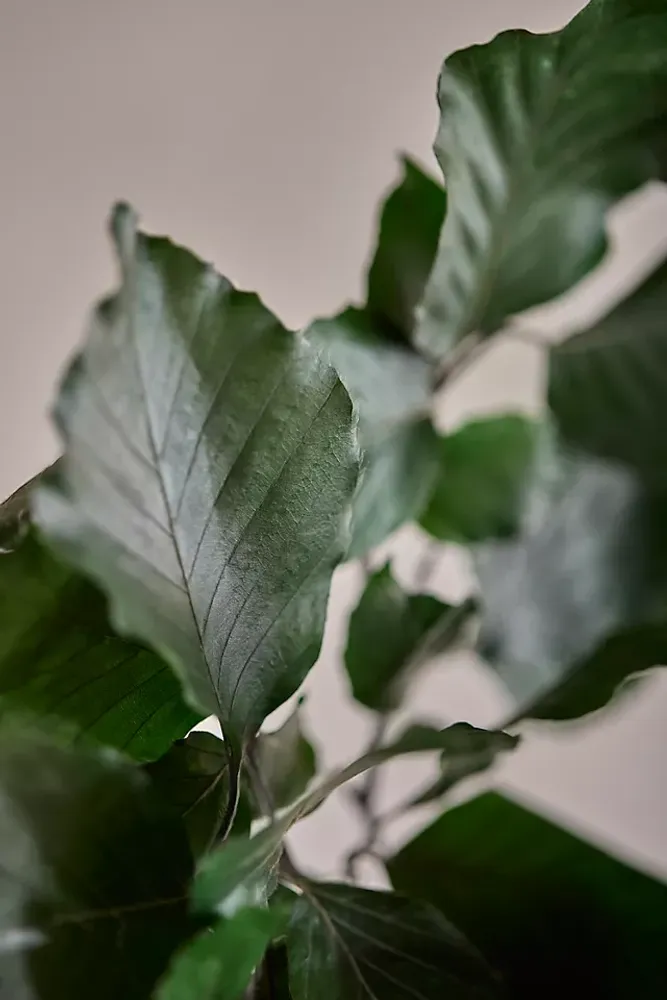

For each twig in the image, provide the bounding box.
[344,714,390,878]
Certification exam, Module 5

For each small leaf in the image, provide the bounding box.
[417,0,667,358]
[420,415,536,544]
[306,307,432,442]
[0,729,194,1000]
[0,525,197,761]
[145,731,230,857]
[287,883,499,999]
[366,156,446,340]
[34,205,359,758]
[475,442,667,718]
[388,792,667,999]
[192,824,289,918]
[349,418,440,558]
[345,564,472,711]
[254,700,317,811]
[549,254,667,485]
[156,907,285,1000]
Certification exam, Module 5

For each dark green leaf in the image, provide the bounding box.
[388,792,667,999]
[366,156,446,340]
[0,528,197,761]
[156,907,285,1000]
[145,731,230,856]
[287,882,499,999]
[420,415,536,543]
[192,824,289,918]
[549,255,667,486]
[345,564,471,711]
[349,418,440,559]
[416,0,667,358]
[476,443,667,718]
[254,700,317,811]
[34,204,359,757]
[306,307,432,443]
[0,729,194,1000]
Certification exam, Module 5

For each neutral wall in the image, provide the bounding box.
[1,0,666,880]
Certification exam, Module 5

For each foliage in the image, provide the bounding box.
[1,0,666,996]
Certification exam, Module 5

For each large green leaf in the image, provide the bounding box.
[549,255,667,485]
[0,729,194,1000]
[286,882,499,999]
[416,0,667,358]
[366,156,446,341]
[420,415,536,543]
[476,442,667,718]
[145,731,231,857]
[156,907,285,1000]
[345,564,472,711]
[388,792,667,999]
[349,418,439,559]
[34,205,359,759]
[0,526,197,761]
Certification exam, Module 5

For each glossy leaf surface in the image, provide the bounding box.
[0,528,197,760]
[35,205,359,755]
[388,792,667,999]
[417,0,667,357]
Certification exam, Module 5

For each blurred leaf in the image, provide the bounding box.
[0,729,194,1000]
[349,418,440,558]
[366,156,446,340]
[254,700,317,811]
[306,307,432,442]
[345,564,472,711]
[388,792,667,999]
[192,824,288,918]
[34,204,359,758]
[476,442,667,718]
[146,731,230,857]
[417,0,667,358]
[0,526,197,761]
[420,415,536,543]
[156,907,285,1000]
[287,882,499,999]
[549,255,667,485]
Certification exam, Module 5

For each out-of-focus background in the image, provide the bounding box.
[1,0,666,880]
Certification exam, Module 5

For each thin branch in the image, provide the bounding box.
[344,714,390,878]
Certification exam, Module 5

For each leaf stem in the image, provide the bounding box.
[344,714,390,878]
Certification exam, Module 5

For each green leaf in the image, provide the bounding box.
[34,204,359,758]
[388,792,667,999]
[0,729,194,1000]
[349,418,440,559]
[345,564,472,711]
[253,699,317,811]
[475,442,667,718]
[420,415,536,543]
[366,156,446,340]
[549,255,667,486]
[145,731,231,857]
[306,308,432,442]
[286,882,500,999]
[0,527,198,761]
[416,0,667,358]
[156,907,285,1000]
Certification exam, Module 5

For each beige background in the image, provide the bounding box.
[1,0,666,880]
